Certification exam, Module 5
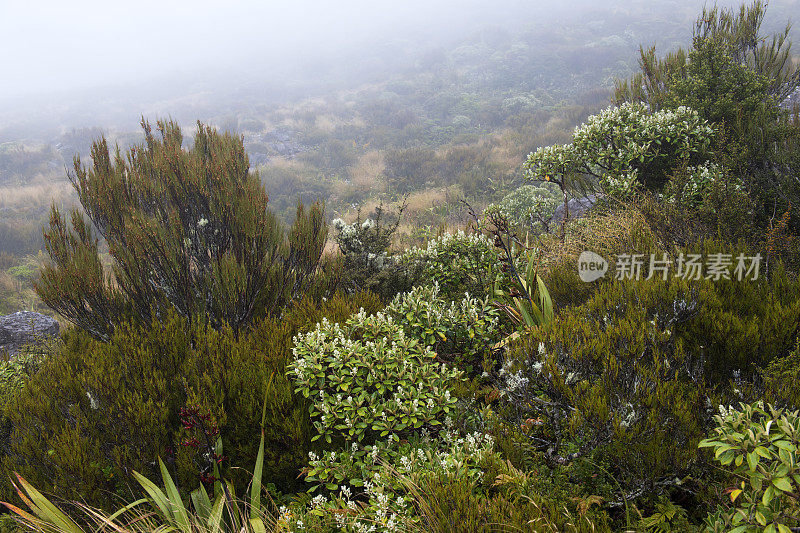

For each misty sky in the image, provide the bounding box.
[0,0,784,115]
[1,0,550,100]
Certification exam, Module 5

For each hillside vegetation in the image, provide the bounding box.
[0,1,799,532]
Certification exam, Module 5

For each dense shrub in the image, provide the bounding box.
[524,103,715,195]
[614,1,800,228]
[36,119,327,341]
[499,263,800,501]
[385,284,501,377]
[289,308,462,448]
[700,402,800,532]
[400,231,501,300]
[331,203,414,300]
[0,291,382,509]
[486,184,560,234]
[763,339,800,409]
[285,287,504,531]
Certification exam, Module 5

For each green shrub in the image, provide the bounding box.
[700,402,800,532]
[763,339,800,410]
[332,203,413,300]
[288,298,463,448]
[486,184,560,235]
[0,348,48,412]
[499,262,800,501]
[0,292,380,509]
[400,231,501,300]
[385,284,501,377]
[415,461,611,533]
[36,119,327,340]
[284,285,506,531]
[524,103,715,195]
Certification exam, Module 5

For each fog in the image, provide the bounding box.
[0,0,793,135]
[1,0,557,100]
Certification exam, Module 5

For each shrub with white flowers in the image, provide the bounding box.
[279,421,498,532]
[285,285,503,532]
[400,230,501,299]
[524,102,715,196]
[485,184,560,234]
[385,284,501,375]
[331,203,408,298]
[288,285,501,446]
[665,161,744,207]
[288,310,461,447]
[332,217,391,271]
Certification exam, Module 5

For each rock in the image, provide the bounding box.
[550,194,604,226]
[781,86,800,111]
[0,312,59,357]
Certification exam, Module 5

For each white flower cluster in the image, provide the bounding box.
[296,430,497,532]
[400,231,501,298]
[524,102,715,197]
[676,162,743,205]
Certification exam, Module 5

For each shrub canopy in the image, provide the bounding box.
[36,119,327,339]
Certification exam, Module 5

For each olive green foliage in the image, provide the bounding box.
[289,283,500,448]
[763,339,800,410]
[614,2,799,111]
[383,147,437,193]
[700,402,800,532]
[0,292,382,508]
[36,119,327,341]
[0,349,45,412]
[286,285,504,531]
[638,500,691,533]
[400,231,501,300]
[289,308,462,447]
[501,262,800,497]
[416,466,610,533]
[614,1,800,228]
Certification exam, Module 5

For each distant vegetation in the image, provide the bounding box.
[0,1,799,532]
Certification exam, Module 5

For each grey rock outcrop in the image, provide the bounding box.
[550,194,604,226]
[781,86,800,111]
[0,311,59,357]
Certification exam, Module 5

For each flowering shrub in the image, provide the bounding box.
[288,308,462,447]
[700,402,800,533]
[331,204,410,299]
[665,161,744,207]
[385,284,501,375]
[286,285,504,531]
[524,103,715,196]
[485,184,560,233]
[400,230,501,299]
[278,423,497,532]
[288,284,502,446]
[333,217,391,272]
